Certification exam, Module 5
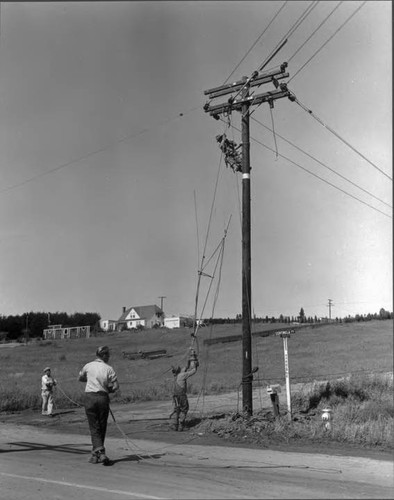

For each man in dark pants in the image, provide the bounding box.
[78,346,119,464]
[171,350,198,431]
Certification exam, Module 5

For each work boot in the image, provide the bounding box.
[98,452,110,465]
[88,452,99,464]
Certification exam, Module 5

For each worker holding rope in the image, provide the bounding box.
[41,366,57,417]
[78,345,119,465]
[171,349,199,431]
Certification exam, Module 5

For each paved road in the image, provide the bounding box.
[1,423,393,499]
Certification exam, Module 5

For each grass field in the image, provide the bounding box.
[0,319,391,410]
[0,320,392,450]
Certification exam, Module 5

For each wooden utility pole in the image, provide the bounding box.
[241,78,253,414]
[203,64,292,415]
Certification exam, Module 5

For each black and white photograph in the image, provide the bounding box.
[0,1,392,499]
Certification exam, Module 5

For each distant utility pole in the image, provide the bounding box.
[158,296,166,311]
[327,299,334,320]
[24,313,29,345]
[203,64,293,416]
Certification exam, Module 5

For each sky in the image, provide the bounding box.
[0,1,392,322]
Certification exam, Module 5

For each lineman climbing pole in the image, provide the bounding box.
[203,63,294,416]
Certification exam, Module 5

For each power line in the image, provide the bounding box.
[221,119,392,219]
[288,1,367,83]
[292,95,392,181]
[224,1,288,84]
[287,1,343,64]
[0,105,200,196]
[251,116,392,209]
[259,0,319,71]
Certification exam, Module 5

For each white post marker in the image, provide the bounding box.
[277,330,293,421]
[321,408,333,431]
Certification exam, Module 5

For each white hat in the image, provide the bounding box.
[43,366,51,372]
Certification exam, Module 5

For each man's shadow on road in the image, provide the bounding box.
[111,453,165,465]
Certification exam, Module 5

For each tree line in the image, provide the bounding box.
[0,311,101,341]
[205,307,393,325]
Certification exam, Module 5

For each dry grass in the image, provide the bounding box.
[194,372,393,450]
[0,320,392,449]
[0,320,392,414]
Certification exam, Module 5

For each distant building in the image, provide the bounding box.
[43,325,91,340]
[99,319,117,332]
[117,305,164,330]
[164,315,193,329]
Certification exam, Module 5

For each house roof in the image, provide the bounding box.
[118,305,163,322]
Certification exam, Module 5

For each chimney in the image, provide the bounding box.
[122,306,126,313]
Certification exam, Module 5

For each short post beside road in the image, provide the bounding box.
[276,330,294,421]
[266,384,281,418]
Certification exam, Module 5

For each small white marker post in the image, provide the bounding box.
[277,330,293,421]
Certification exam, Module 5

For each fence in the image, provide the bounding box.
[43,325,91,340]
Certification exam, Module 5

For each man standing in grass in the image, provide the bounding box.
[78,345,119,465]
[41,367,57,417]
[171,350,199,431]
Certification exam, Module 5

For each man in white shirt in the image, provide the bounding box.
[78,345,119,464]
[41,367,57,416]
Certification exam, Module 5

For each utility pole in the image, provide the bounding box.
[203,64,292,416]
[158,296,166,312]
[24,313,29,345]
[327,299,334,321]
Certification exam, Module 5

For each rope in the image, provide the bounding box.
[55,384,83,408]
[269,103,279,159]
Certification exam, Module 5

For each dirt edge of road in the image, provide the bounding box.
[1,403,392,464]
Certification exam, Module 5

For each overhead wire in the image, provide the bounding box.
[224,0,289,84]
[251,115,392,209]
[291,94,392,181]
[0,105,201,196]
[287,1,343,64]
[258,0,319,71]
[288,1,367,83]
[223,120,391,219]
[213,1,318,120]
